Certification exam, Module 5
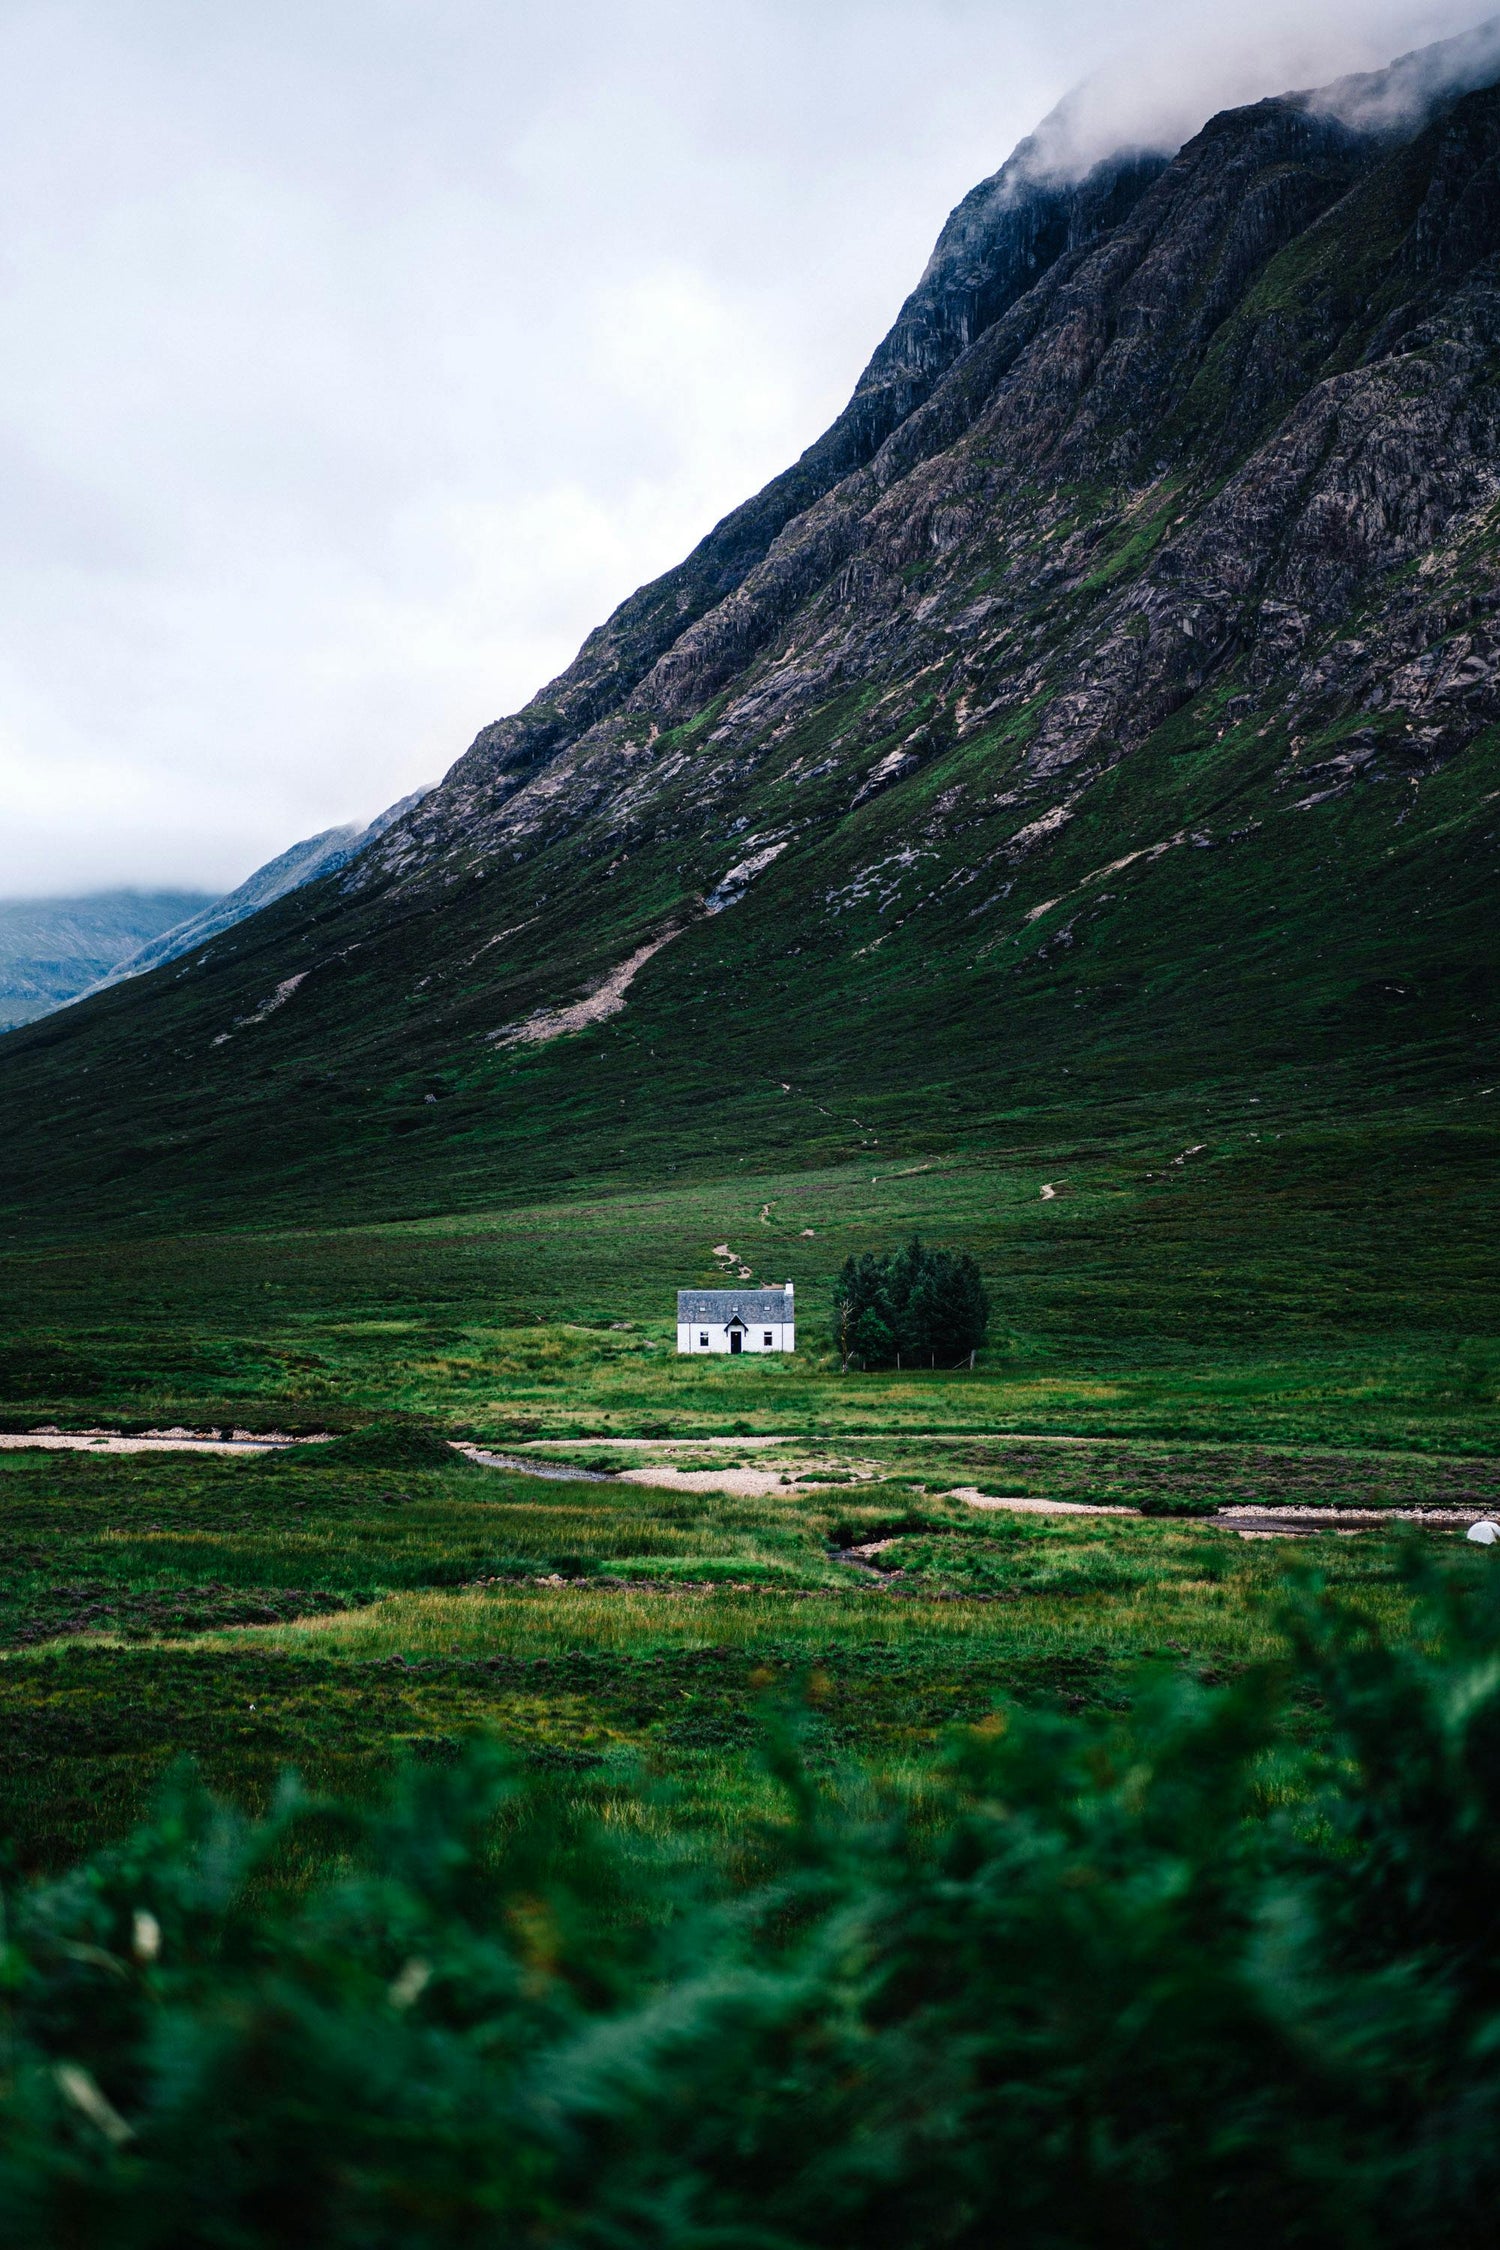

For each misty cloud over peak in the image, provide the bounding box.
[1309,12,1500,130]
[1007,8,1500,190]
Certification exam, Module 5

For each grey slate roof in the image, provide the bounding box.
[677,1290,794,1323]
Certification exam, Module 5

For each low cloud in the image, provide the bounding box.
[1016,4,1500,182]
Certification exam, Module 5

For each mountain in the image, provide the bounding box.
[86,788,435,997]
[2,28,1500,1236]
[0,892,216,1031]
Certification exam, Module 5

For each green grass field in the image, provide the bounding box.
[1,1111,1496,1871]
[0,1372,1489,1871]
[0,1432,1429,1868]
[5,1115,1499,1450]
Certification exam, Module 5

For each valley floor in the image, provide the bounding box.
[0,1433,1472,1872]
[0,1134,1494,1866]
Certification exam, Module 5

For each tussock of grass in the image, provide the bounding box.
[277,1420,462,1470]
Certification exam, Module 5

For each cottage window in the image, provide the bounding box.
[763,1332,773,1347]
[699,1332,708,1347]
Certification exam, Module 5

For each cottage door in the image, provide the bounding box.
[729,1329,742,1354]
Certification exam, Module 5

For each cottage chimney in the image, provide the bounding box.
[785,1280,794,1294]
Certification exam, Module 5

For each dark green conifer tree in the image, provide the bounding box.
[832,1236,989,1368]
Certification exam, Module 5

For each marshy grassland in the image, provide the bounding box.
[0,1395,1487,1872]
[1,1133,1495,1869]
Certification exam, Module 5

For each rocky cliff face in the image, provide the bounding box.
[356,56,1500,898]
[3,32,1499,1228]
[359,137,1175,880]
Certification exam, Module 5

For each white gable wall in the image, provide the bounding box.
[676,1320,794,1354]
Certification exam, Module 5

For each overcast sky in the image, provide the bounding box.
[1,0,1494,898]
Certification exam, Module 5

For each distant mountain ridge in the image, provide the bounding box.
[89,788,433,996]
[0,789,431,1035]
[0,892,215,1031]
[1,26,1499,1232]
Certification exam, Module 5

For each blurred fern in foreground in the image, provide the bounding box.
[3,1555,1500,2247]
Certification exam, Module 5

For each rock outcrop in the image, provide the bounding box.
[348,39,1500,914]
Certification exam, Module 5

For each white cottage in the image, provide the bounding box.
[677,1283,795,1354]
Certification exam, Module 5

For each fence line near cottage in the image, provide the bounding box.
[884,1349,977,1373]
